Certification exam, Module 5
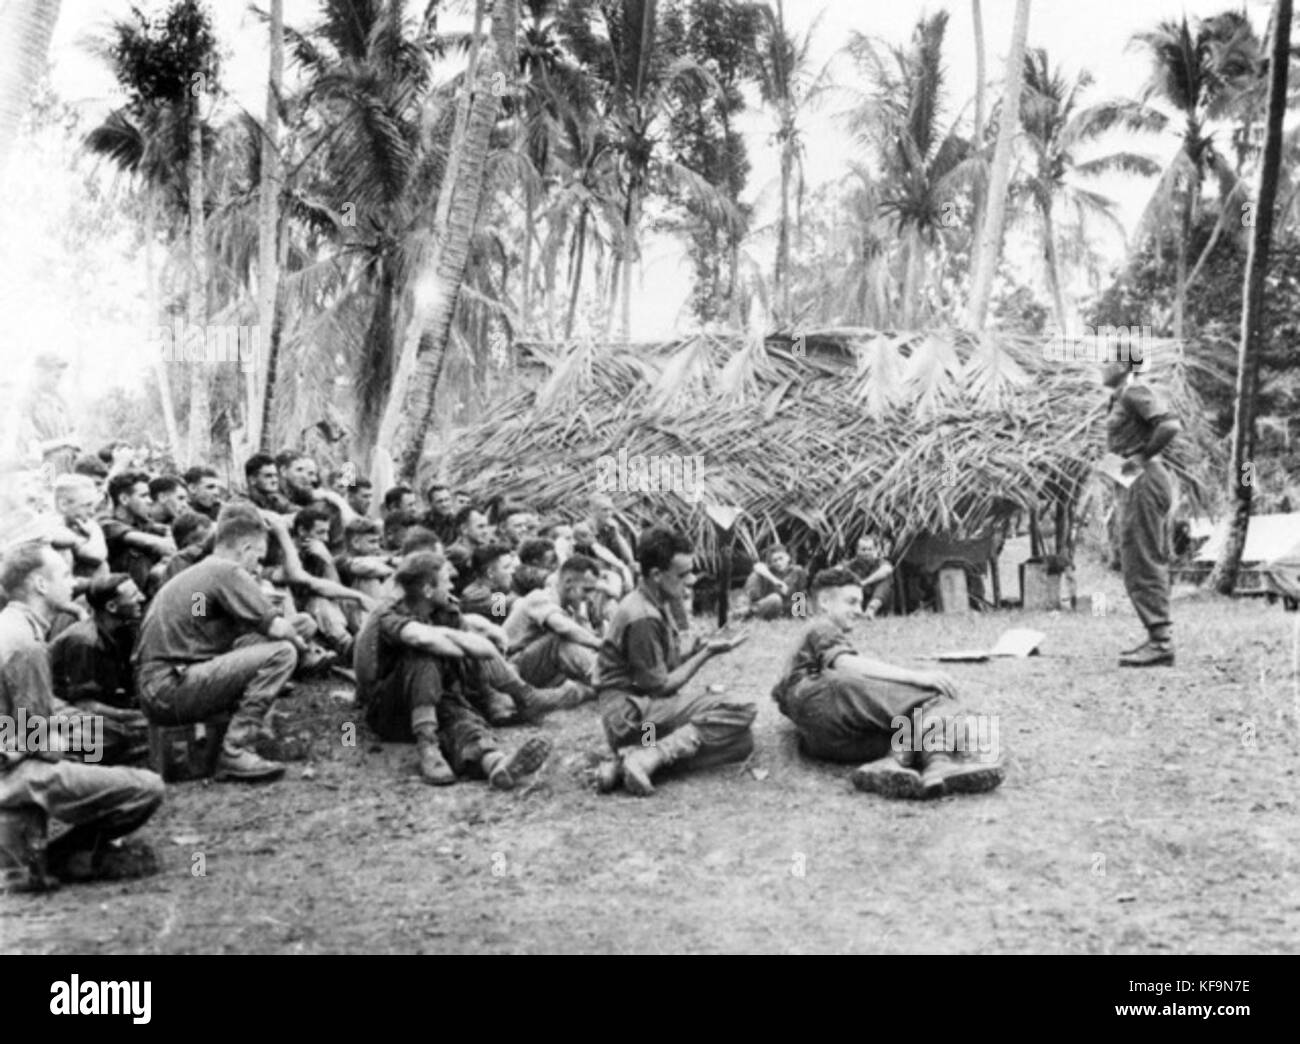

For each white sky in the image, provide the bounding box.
[2,0,1277,397]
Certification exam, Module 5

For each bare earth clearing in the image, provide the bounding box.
[3,562,1297,954]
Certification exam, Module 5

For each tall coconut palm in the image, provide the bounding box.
[85,1,220,463]
[1211,0,1291,593]
[844,12,979,330]
[377,0,519,481]
[0,0,62,172]
[1013,50,1163,330]
[1129,13,1259,342]
[753,0,832,328]
[252,0,284,452]
[966,0,1030,334]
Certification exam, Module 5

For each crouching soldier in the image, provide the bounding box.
[595,526,755,796]
[1,541,163,886]
[133,508,310,782]
[353,550,551,789]
[772,567,1004,799]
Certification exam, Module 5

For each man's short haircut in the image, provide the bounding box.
[107,471,149,507]
[149,475,184,499]
[73,454,109,479]
[398,524,441,555]
[273,450,298,470]
[183,465,218,486]
[454,505,482,530]
[811,566,862,593]
[215,511,268,548]
[345,517,382,541]
[0,540,52,598]
[426,482,449,499]
[393,549,446,593]
[346,477,373,493]
[86,572,133,611]
[517,538,556,567]
[382,485,413,512]
[560,553,600,578]
[470,543,511,578]
[53,474,97,501]
[292,505,333,536]
[499,502,529,522]
[244,452,276,480]
[172,511,213,549]
[636,525,692,575]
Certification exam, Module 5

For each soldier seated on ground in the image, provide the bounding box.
[459,543,518,621]
[49,573,149,765]
[335,517,393,603]
[841,531,895,619]
[771,567,1004,800]
[0,541,163,886]
[501,554,602,697]
[133,507,314,783]
[286,506,373,661]
[100,472,176,597]
[352,550,553,788]
[512,537,558,598]
[743,544,809,620]
[146,510,215,598]
[594,525,755,797]
[183,465,225,523]
[148,475,190,527]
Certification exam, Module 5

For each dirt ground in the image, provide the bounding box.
[3,559,1298,954]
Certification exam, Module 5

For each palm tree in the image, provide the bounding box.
[85,1,221,464]
[1211,0,1291,593]
[1129,13,1259,342]
[844,12,978,329]
[376,0,519,481]
[1013,50,1163,330]
[966,0,1030,334]
[753,0,832,328]
[0,0,62,172]
[253,0,284,452]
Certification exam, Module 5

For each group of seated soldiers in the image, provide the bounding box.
[0,445,1002,890]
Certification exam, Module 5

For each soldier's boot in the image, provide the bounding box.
[620,724,702,797]
[917,748,1005,796]
[412,708,455,786]
[485,736,552,791]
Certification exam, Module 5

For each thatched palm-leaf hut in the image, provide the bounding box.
[434,328,1216,566]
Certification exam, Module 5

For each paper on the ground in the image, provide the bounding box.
[1096,452,1136,488]
[987,628,1045,657]
[934,628,1045,662]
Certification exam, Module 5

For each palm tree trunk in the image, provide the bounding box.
[776,117,793,328]
[1209,0,1291,594]
[145,195,183,464]
[186,88,209,465]
[375,0,515,481]
[967,0,1031,334]
[620,178,639,343]
[1040,201,1068,330]
[0,0,62,173]
[522,188,535,333]
[1174,182,1194,343]
[252,0,283,452]
[970,0,987,248]
[565,208,588,338]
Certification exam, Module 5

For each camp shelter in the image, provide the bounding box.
[437,328,1215,572]
[1194,513,1300,599]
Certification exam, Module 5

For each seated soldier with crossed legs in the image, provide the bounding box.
[595,525,755,797]
[353,550,551,788]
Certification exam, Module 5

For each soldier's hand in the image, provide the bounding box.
[915,670,957,699]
